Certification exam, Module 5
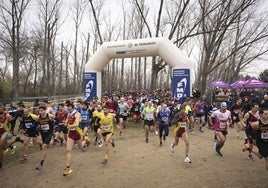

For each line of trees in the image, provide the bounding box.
[0,0,268,101]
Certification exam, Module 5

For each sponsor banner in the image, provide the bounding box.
[172,69,190,104]
[84,72,97,102]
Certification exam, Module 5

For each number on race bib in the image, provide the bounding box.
[82,115,88,121]
[180,122,187,127]
[162,117,168,122]
[103,126,110,131]
[25,123,33,128]
[41,124,49,131]
[261,130,268,140]
[220,122,226,129]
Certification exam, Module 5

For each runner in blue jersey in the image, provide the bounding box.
[79,101,91,148]
[157,104,171,147]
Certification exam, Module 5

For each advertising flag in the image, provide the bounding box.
[84,72,97,102]
[172,69,191,104]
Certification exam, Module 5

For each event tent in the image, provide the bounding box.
[243,77,268,88]
[231,78,246,89]
[209,79,231,88]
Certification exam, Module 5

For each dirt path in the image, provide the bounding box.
[1,124,268,188]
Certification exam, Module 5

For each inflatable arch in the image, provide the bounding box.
[84,37,193,103]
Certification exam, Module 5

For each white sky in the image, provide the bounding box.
[26,0,268,77]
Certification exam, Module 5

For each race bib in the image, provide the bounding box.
[59,122,65,126]
[82,115,88,121]
[25,123,33,129]
[220,121,227,129]
[41,124,49,131]
[261,130,268,140]
[103,125,110,131]
[162,117,168,122]
[180,122,187,127]
[103,120,110,126]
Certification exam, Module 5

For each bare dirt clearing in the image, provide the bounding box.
[1,124,268,188]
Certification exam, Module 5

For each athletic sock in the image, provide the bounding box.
[40,160,44,166]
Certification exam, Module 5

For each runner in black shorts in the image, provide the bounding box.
[142,101,156,143]
[35,105,55,171]
[249,108,268,170]
[242,103,260,161]
[19,108,41,161]
[53,103,68,145]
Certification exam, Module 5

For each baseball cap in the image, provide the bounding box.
[220,102,227,108]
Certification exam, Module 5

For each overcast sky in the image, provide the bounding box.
[55,0,268,77]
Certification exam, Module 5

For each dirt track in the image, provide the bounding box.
[1,124,268,188]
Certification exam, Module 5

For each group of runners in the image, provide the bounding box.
[0,91,268,176]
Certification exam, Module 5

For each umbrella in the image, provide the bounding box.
[209,79,231,88]
[243,77,268,88]
[231,78,245,89]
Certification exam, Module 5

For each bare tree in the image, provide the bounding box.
[37,0,61,96]
[71,0,86,93]
[0,0,31,100]
[195,0,268,95]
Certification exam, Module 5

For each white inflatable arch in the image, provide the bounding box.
[84,37,193,102]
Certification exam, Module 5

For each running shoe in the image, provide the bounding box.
[15,137,24,144]
[199,127,204,133]
[63,167,73,176]
[155,130,159,135]
[244,137,248,145]
[242,144,250,152]
[145,139,148,143]
[53,139,59,145]
[10,146,16,155]
[84,136,90,147]
[111,140,115,147]
[184,157,192,163]
[215,144,223,157]
[98,140,103,148]
[170,144,174,153]
[35,164,43,170]
[60,138,64,146]
[81,145,87,152]
[119,130,122,136]
[101,159,108,165]
[4,148,9,154]
[19,155,27,161]
[159,142,163,147]
[248,155,254,161]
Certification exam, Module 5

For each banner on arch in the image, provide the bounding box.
[84,72,97,102]
[172,68,191,104]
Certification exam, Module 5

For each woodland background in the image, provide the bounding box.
[1,0,268,101]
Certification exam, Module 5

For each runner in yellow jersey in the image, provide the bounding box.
[98,107,115,165]
[142,101,156,143]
